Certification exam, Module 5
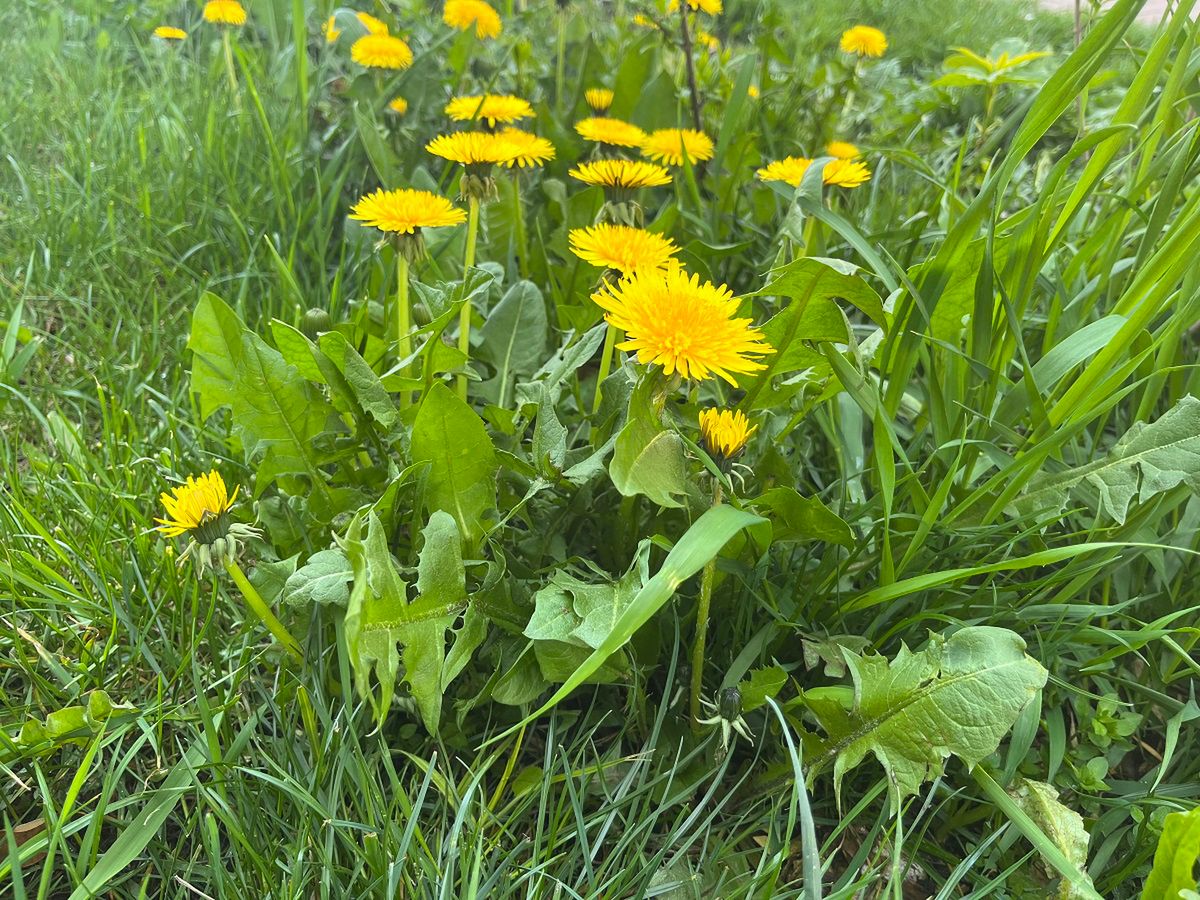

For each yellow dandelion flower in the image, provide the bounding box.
[840,25,887,58]
[492,128,556,168]
[825,140,861,159]
[388,96,409,115]
[323,16,340,42]
[356,11,390,34]
[351,33,413,70]
[632,13,658,29]
[756,156,812,187]
[203,0,247,26]
[747,84,760,99]
[570,159,673,190]
[349,188,466,235]
[585,88,614,112]
[426,131,510,166]
[699,408,756,460]
[668,0,723,13]
[822,158,871,187]
[156,470,238,539]
[153,25,188,40]
[444,0,502,39]
[568,224,679,275]
[445,94,534,127]
[575,117,646,148]
[640,128,715,166]
[591,266,772,384]
[695,29,720,51]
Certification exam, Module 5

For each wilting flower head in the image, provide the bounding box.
[351,34,414,70]
[570,159,673,190]
[153,25,188,40]
[756,156,870,189]
[575,117,646,148]
[840,25,887,57]
[157,470,259,572]
[825,140,860,159]
[444,0,502,39]
[822,158,871,187]
[668,0,723,13]
[203,0,246,25]
[569,224,679,275]
[591,265,772,384]
[640,128,715,166]
[699,408,756,460]
[445,94,534,127]
[350,188,466,236]
[492,128,556,168]
[585,88,614,112]
[388,96,409,115]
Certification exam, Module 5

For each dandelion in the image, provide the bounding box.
[699,408,756,460]
[825,140,861,159]
[575,117,646,148]
[747,84,760,98]
[388,96,409,115]
[153,26,188,40]
[203,0,247,26]
[445,94,534,127]
[695,29,720,51]
[640,128,715,166]
[492,128,556,168]
[356,12,390,35]
[756,156,870,189]
[323,16,340,42]
[426,131,512,169]
[157,470,301,661]
[632,13,659,29]
[840,25,887,58]
[591,265,772,384]
[822,158,871,187]
[668,0,723,13]
[570,159,673,190]
[568,223,679,275]
[585,88,614,112]
[351,33,413,69]
[444,0,502,39]
[756,156,813,186]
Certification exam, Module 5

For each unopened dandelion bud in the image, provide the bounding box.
[719,686,743,721]
[302,308,332,338]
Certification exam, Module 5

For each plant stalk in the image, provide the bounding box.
[222,30,240,107]
[225,558,302,663]
[458,195,481,400]
[592,323,621,414]
[396,250,412,407]
[690,480,724,731]
[677,7,703,132]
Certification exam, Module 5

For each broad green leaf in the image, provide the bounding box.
[753,487,854,547]
[1142,806,1200,899]
[409,510,468,732]
[516,323,607,407]
[1018,396,1200,525]
[319,330,398,430]
[411,382,498,549]
[807,626,1047,809]
[477,280,549,408]
[188,292,245,420]
[739,666,787,713]
[609,381,688,508]
[1011,778,1095,899]
[282,548,353,608]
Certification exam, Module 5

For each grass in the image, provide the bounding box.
[3,0,1199,896]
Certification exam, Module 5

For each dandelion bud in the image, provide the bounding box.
[301,308,332,338]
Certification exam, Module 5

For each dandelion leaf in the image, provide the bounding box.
[1011,778,1096,899]
[1142,806,1200,900]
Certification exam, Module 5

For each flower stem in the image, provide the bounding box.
[690,480,724,731]
[555,12,567,115]
[221,30,240,106]
[513,176,529,279]
[396,250,412,407]
[225,558,302,663]
[458,195,481,400]
[592,323,621,414]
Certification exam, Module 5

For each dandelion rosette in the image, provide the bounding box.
[153,26,188,40]
[156,470,259,572]
[591,266,772,384]
[568,224,679,275]
[203,0,247,26]
[443,0,502,39]
[825,140,861,160]
[699,408,756,461]
[640,128,715,167]
[445,94,534,127]
[584,88,614,113]
[575,117,646,148]
[351,34,414,70]
[840,25,887,57]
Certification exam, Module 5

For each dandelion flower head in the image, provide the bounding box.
[575,117,646,148]
[445,94,534,127]
[699,408,756,459]
[349,188,466,235]
[203,0,247,26]
[351,33,414,69]
[640,128,715,166]
[840,25,887,57]
[568,224,679,275]
[444,0,502,39]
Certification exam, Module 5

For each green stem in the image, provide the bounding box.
[222,30,240,107]
[690,481,724,731]
[555,12,566,115]
[396,251,412,407]
[225,558,302,663]
[591,323,621,414]
[457,195,481,400]
[513,176,529,279]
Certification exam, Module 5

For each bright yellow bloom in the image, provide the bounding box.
[825,140,861,159]
[699,408,755,459]
[568,224,679,275]
[153,26,188,40]
[585,88,614,112]
[570,159,673,190]
[426,131,510,166]
[349,189,466,235]
[356,12,390,34]
[351,34,413,69]
[388,96,409,115]
[756,156,812,187]
[822,158,871,187]
[694,29,720,51]
[323,16,340,42]
[445,94,534,127]
[640,128,715,166]
[632,13,658,29]
[747,84,760,98]
[668,0,723,13]
[203,0,247,26]
[575,117,646,148]
[591,266,772,384]
[444,0,502,39]
[156,471,238,539]
[840,25,887,57]
[492,128,556,168]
